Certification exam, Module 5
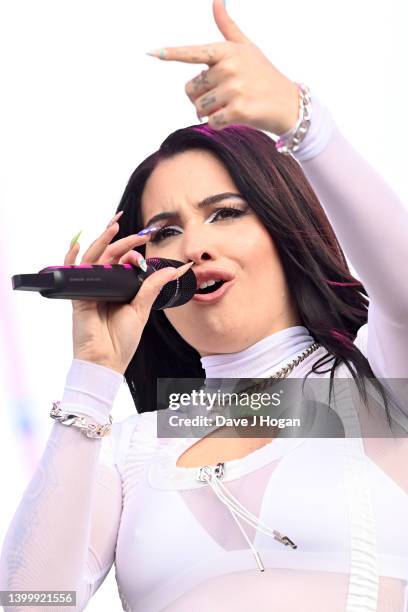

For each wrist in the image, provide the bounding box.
[64,358,124,404]
[275,83,312,155]
[74,355,125,376]
[273,80,300,136]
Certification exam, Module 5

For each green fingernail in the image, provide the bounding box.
[70,230,82,248]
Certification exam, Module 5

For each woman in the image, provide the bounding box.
[1,1,407,610]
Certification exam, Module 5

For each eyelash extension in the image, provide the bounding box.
[149,206,247,243]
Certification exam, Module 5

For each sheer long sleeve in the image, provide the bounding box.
[292,97,408,385]
[0,359,125,612]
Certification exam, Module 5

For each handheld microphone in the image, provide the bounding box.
[11,258,197,310]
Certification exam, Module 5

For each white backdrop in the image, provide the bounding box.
[0,0,407,609]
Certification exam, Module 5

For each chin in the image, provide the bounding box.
[168,311,257,355]
[193,328,256,357]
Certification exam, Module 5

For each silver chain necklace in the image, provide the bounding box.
[202,341,322,410]
[246,340,322,393]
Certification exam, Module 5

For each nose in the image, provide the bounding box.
[181,223,220,265]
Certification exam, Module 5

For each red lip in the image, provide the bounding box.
[192,279,235,303]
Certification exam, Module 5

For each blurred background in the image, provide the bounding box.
[0,0,407,608]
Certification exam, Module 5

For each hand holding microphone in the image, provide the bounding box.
[49,215,193,375]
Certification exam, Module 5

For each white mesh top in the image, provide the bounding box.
[1,97,408,612]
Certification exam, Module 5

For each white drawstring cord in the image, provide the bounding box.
[201,467,297,544]
[223,497,266,572]
[199,464,297,572]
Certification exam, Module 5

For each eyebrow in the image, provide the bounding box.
[144,192,245,229]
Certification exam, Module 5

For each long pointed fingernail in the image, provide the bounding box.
[174,261,194,278]
[106,210,124,228]
[137,226,161,236]
[138,257,147,272]
[70,230,82,249]
[146,48,166,59]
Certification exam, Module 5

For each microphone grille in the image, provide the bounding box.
[146,258,197,309]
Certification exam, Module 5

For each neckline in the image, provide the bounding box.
[200,325,316,378]
[148,434,308,490]
[174,434,307,474]
[149,331,323,491]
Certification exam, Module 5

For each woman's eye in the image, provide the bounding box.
[211,207,245,222]
[149,226,181,243]
[149,206,246,244]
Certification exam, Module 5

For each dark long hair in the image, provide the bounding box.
[111,123,391,423]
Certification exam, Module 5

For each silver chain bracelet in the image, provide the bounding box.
[50,400,113,438]
[275,83,312,155]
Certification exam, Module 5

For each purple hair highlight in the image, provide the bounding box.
[330,328,355,348]
[324,279,363,287]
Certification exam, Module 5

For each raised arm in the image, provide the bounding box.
[293,96,408,382]
[146,0,408,385]
[0,360,124,612]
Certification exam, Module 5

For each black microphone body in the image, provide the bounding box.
[11,258,197,310]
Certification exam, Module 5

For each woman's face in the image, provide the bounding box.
[142,149,301,357]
